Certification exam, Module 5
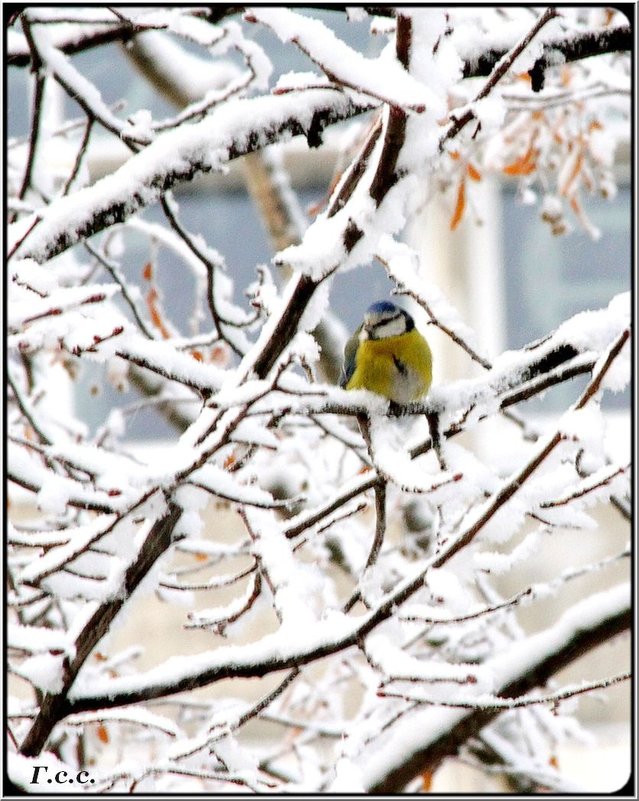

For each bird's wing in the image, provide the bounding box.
[340,326,361,388]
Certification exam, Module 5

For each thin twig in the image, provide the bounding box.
[83,240,155,338]
[379,671,630,711]
[61,117,94,197]
[440,8,560,150]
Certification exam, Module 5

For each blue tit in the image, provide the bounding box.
[340,300,432,404]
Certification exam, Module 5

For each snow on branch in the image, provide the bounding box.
[362,583,630,792]
[9,89,371,264]
[462,23,631,81]
[248,7,437,112]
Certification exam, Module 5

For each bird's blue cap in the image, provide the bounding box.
[367,300,399,315]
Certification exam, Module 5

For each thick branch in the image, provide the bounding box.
[19,502,182,757]
[9,91,372,265]
[367,592,630,792]
[464,24,631,79]
[8,9,630,75]
[253,14,414,381]
[6,7,242,67]
[442,7,559,147]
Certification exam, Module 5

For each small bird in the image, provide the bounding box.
[340,301,432,404]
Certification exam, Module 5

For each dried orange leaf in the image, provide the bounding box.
[96,723,109,744]
[142,262,153,281]
[421,771,433,791]
[146,289,171,339]
[448,150,460,161]
[467,162,482,182]
[450,178,466,231]
[191,350,204,362]
[210,344,228,365]
[569,194,582,215]
[560,149,584,197]
[502,149,536,176]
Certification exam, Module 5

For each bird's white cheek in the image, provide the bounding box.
[374,319,406,339]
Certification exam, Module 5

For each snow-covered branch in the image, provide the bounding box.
[363,583,630,792]
[9,89,371,264]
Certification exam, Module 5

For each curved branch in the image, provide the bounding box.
[6,7,242,67]
[19,502,183,757]
[9,90,372,265]
[366,586,630,792]
[464,24,631,80]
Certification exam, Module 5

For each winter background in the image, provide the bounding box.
[6,6,633,794]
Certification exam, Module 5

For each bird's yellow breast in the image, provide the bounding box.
[345,328,432,403]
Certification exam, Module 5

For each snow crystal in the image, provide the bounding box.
[409,11,462,98]
[274,70,329,93]
[7,623,72,655]
[468,491,529,545]
[174,483,210,514]
[214,732,259,772]
[368,415,455,493]
[472,96,507,130]
[122,109,154,142]
[189,463,276,508]
[426,567,473,612]
[557,404,606,458]
[360,564,388,605]
[132,29,243,101]
[507,38,545,75]
[11,258,59,294]
[250,8,439,111]
[117,333,226,393]
[220,20,273,92]
[15,653,66,693]
[598,338,631,393]
[474,530,542,574]
[346,7,367,23]
[36,473,72,515]
[298,280,333,336]
[330,756,366,792]
[275,212,349,280]
[541,193,563,217]
[174,509,204,540]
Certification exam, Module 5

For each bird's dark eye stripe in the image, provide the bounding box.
[372,312,402,328]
